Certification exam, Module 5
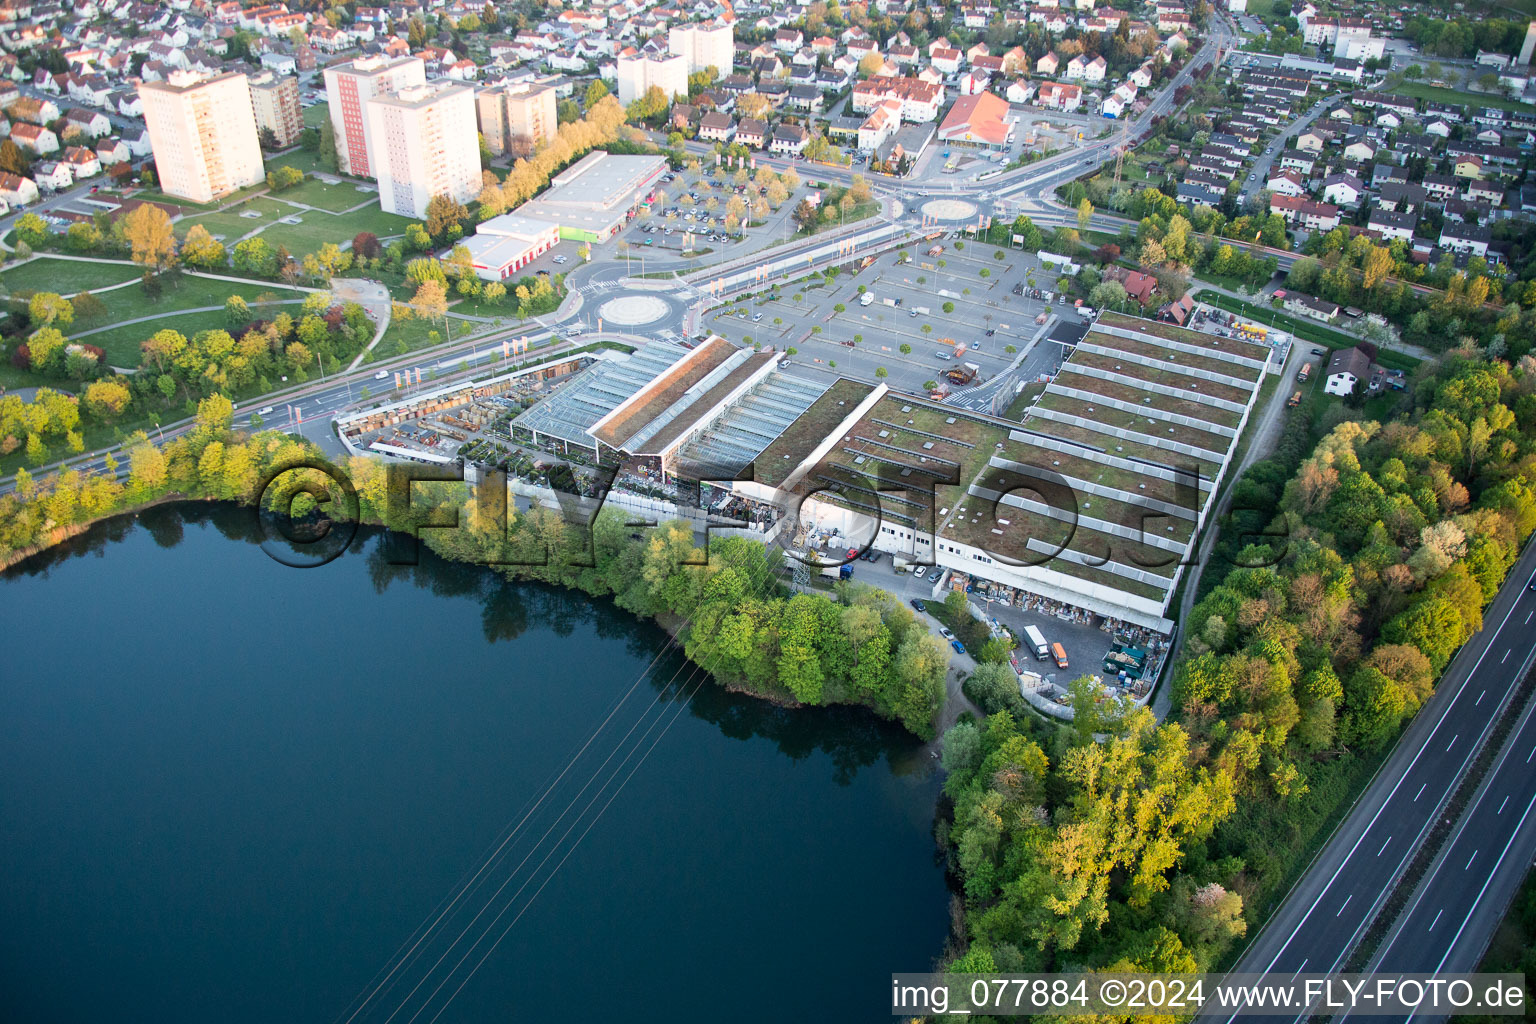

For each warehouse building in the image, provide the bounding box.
[513,150,668,242]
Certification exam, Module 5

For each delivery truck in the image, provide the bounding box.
[1024,625,1050,660]
[859,292,874,306]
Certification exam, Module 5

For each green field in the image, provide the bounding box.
[177,196,296,243]
[1,257,142,297]
[303,102,330,128]
[269,175,377,214]
[77,299,306,367]
[177,193,413,255]
[1396,80,1532,114]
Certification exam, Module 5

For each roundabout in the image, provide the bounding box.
[919,198,979,222]
[598,294,672,327]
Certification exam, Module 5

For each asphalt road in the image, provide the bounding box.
[1356,688,1536,1023]
[1209,540,1536,1024]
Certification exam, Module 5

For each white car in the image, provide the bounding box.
[552,255,568,264]
[374,370,389,380]
[938,627,956,641]
[912,566,928,580]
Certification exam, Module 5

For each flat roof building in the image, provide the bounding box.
[140,70,263,203]
[462,212,560,281]
[364,80,481,219]
[475,80,557,157]
[514,151,667,242]
[248,69,302,148]
[322,55,426,177]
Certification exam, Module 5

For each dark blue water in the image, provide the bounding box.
[0,505,948,1024]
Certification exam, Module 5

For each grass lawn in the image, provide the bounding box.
[2,256,142,297]
[177,196,294,243]
[303,102,330,128]
[374,314,447,358]
[78,309,237,367]
[1396,81,1532,114]
[83,274,306,329]
[267,149,329,177]
[177,193,414,255]
[269,175,378,214]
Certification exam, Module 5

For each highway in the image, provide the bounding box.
[1210,542,1536,1024]
[1353,681,1536,1023]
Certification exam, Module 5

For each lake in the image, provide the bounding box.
[0,504,949,1024]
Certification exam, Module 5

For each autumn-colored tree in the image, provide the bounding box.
[121,202,177,271]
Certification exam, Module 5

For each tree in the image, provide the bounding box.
[180,225,226,270]
[857,51,884,78]
[0,138,30,176]
[411,279,449,324]
[28,292,73,329]
[792,198,818,232]
[352,232,382,260]
[1089,281,1128,309]
[425,194,469,240]
[942,301,955,313]
[232,237,278,277]
[122,203,177,271]
[318,118,338,172]
[83,379,131,420]
[1077,197,1093,231]
[225,294,251,325]
[14,212,49,249]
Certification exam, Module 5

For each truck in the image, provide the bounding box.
[1051,642,1070,669]
[859,292,874,306]
[1297,363,1312,383]
[820,563,855,580]
[1023,625,1050,660]
[1287,390,1302,407]
[910,305,931,317]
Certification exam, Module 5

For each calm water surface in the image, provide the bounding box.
[0,505,948,1024]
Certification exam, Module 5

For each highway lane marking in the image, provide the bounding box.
[1447,734,1459,752]
[1377,836,1391,856]
[1415,783,1427,801]
[1499,795,1510,814]
[1466,850,1478,871]
[1503,649,1511,664]
[1428,909,1443,932]
[1476,690,1486,706]
[1526,610,1532,625]
[1529,746,1535,764]
[1336,894,1351,916]
[1229,545,1536,1006]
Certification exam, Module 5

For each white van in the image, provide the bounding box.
[1023,624,1050,660]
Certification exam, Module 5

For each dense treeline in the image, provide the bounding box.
[0,394,316,559]
[343,461,949,737]
[0,434,948,738]
[937,348,1536,991]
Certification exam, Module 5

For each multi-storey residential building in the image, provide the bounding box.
[475,80,557,156]
[140,70,263,203]
[364,81,480,218]
[615,50,687,105]
[322,54,426,177]
[668,21,733,78]
[248,69,302,148]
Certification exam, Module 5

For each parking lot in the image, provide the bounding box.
[703,238,1084,415]
[607,166,806,261]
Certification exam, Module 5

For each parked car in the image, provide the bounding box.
[951,639,967,655]
[938,627,956,641]
[910,598,926,612]
[913,566,928,580]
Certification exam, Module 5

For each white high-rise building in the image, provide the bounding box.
[140,70,263,203]
[322,55,427,177]
[667,21,733,78]
[615,51,688,106]
[364,81,480,219]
